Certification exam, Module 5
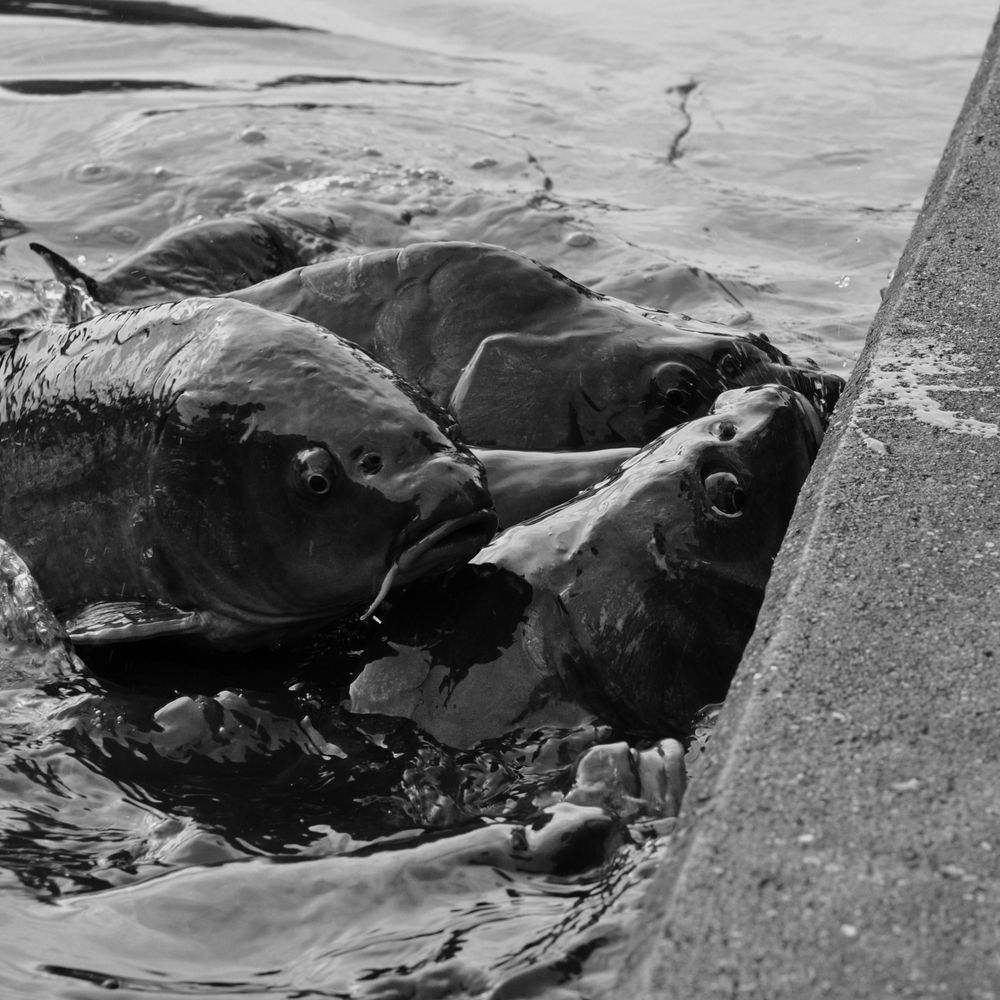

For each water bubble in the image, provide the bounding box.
[240,127,267,144]
[470,156,498,169]
[362,146,383,157]
[835,274,851,288]
[565,231,594,248]
[71,162,116,184]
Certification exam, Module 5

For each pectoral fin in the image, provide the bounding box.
[450,333,575,449]
[66,601,206,644]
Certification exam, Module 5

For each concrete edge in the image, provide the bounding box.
[598,8,1000,997]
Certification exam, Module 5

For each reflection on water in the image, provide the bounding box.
[0,0,994,995]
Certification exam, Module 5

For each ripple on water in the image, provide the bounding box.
[0,638,673,995]
[67,162,132,186]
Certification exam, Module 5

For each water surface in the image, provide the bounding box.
[0,1,994,996]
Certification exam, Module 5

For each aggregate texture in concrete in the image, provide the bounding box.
[602,12,1000,1000]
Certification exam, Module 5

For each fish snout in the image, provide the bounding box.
[409,450,494,523]
[687,385,823,530]
[355,449,497,620]
[389,451,498,578]
[764,362,845,425]
[710,383,825,458]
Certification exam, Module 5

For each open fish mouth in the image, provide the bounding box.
[362,509,498,620]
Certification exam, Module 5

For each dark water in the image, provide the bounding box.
[0,610,689,997]
[0,1,994,997]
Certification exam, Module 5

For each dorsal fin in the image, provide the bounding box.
[29,242,102,298]
[29,242,104,324]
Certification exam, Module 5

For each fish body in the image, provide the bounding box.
[228,241,844,449]
[0,297,495,647]
[472,446,637,530]
[350,384,822,747]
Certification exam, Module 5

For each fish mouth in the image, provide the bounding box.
[361,509,498,620]
[395,509,498,577]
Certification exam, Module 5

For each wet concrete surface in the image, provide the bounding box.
[605,12,1000,999]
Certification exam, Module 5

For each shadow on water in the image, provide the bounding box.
[0,0,318,32]
[0,75,464,97]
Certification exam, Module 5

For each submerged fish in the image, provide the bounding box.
[227,241,844,449]
[30,209,346,317]
[350,384,822,747]
[0,297,496,647]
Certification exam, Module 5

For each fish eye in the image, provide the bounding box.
[294,447,336,496]
[713,420,738,441]
[703,469,746,517]
[651,363,698,412]
[359,452,383,476]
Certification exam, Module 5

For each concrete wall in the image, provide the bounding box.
[611,11,1000,998]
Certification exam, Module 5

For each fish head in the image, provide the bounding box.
[143,302,497,645]
[594,382,822,727]
[450,304,843,449]
[493,382,822,731]
[572,321,843,447]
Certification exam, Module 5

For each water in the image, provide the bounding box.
[0,1,994,997]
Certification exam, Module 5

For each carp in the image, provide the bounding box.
[350,384,822,747]
[228,241,844,449]
[0,297,496,647]
[35,235,844,450]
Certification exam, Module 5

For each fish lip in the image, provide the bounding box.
[393,509,498,578]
